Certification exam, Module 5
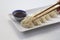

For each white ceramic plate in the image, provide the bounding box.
[9,6,60,32]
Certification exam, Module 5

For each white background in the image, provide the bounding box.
[0,0,60,40]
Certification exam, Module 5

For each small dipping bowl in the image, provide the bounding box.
[12,10,27,22]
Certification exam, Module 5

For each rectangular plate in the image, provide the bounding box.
[9,6,60,32]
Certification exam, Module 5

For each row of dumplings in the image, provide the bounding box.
[21,10,58,28]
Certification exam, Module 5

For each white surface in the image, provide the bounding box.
[0,0,60,40]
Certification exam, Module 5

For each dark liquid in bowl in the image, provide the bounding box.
[12,10,27,21]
